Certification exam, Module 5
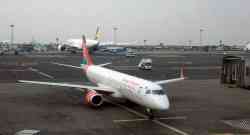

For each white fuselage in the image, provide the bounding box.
[86,65,169,110]
[66,39,99,49]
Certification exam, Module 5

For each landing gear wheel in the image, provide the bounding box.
[146,108,154,119]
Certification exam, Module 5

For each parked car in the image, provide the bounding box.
[138,58,152,70]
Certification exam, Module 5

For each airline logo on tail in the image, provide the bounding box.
[81,35,93,67]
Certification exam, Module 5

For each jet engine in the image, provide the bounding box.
[57,44,66,51]
[84,90,104,107]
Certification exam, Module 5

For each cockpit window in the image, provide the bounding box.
[145,90,165,95]
[152,90,165,95]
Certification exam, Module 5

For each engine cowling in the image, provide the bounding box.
[84,90,103,107]
[58,44,66,51]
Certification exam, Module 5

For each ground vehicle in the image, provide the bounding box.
[138,58,152,70]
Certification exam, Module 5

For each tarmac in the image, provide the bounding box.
[1,51,250,135]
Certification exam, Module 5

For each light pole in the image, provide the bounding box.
[10,24,14,47]
[113,27,118,45]
[200,29,204,46]
[144,40,147,46]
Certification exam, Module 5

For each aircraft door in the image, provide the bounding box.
[137,86,144,101]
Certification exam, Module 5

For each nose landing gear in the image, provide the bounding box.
[146,108,154,119]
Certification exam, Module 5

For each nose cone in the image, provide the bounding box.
[151,95,170,110]
[159,96,170,110]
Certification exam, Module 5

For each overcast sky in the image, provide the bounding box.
[0,0,249,45]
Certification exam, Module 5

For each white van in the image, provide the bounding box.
[138,58,152,70]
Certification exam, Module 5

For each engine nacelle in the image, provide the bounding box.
[58,44,66,51]
[84,90,104,107]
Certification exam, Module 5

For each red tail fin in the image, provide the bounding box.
[180,64,186,79]
[81,35,93,65]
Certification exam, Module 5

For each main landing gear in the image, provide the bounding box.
[146,108,154,119]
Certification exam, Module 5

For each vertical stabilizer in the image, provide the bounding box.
[94,26,101,40]
[180,65,185,79]
[81,35,93,66]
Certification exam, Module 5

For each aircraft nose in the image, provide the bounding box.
[152,95,169,110]
[160,96,170,110]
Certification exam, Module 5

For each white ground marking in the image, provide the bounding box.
[114,118,153,123]
[158,116,187,120]
[221,119,250,131]
[111,66,137,68]
[113,116,187,123]
[114,68,137,71]
[106,99,189,135]
[111,66,221,71]
[0,69,27,72]
[169,66,221,70]
[29,68,54,79]
[167,61,193,65]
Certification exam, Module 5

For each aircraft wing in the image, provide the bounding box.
[155,66,186,85]
[52,62,111,69]
[18,80,115,94]
[97,62,112,67]
[154,77,185,85]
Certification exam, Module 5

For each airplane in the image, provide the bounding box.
[243,42,250,51]
[58,26,137,54]
[57,27,101,53]
[98,46,127,54]
[99,41,138,46]
[18,35,185,118]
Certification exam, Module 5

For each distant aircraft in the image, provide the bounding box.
[58,27,101,53]
[243,42,250,51]
[19,35,185,118]
[99,41,138,46]
[98,46,127,54]
[0,40,10,44]
[0,40,19,55]
[58,26,137,53]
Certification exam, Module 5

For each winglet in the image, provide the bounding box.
[180,64,187,79]
[94,26,101,40]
